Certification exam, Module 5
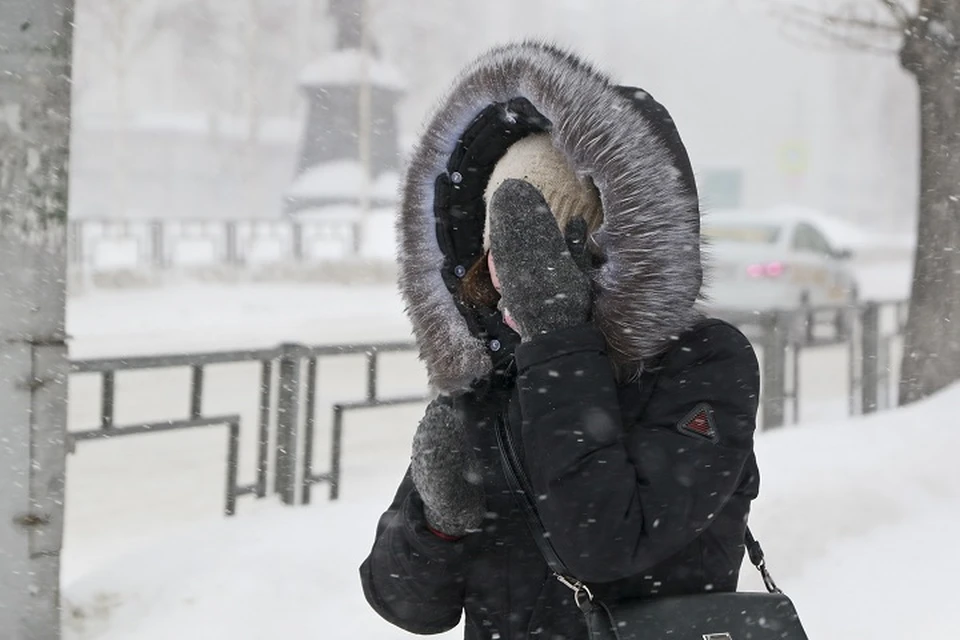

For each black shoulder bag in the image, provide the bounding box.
[496,420,808,640]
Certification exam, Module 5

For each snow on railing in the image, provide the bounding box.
[68,218,365,272]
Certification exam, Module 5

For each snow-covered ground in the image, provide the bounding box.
[68,282,412,358]
[60,268,926,639]
[855,261,912,301]
[62,380,960,639]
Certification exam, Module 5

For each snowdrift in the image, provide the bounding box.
[64,386,960,639]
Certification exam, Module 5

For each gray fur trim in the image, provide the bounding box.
[398,41,704,393]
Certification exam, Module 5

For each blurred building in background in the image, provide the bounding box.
[67,0,917,233]
[283,0,403,218]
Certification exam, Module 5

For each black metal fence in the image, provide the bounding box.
[723,299,908,428]
[66,299,907,514]
[69,415,244,515]
[68,342,427,516]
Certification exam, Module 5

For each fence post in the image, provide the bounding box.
[788,339,800,424]
[366,351,378,402]
[300,358,319,505]
[352,220,362,256]
[150,221,165,269]
[189,365,204,419]
[802,298,814,346]
[225,221,239,266]
[225,421,240,516]
[274,344,302,505]
[101,371,115,429]
[848,313,860,417]
[761,311,788,429]
[255,361,272,499]
[292,223,304,262]
[860,302,881,415]
[330,405,344,501]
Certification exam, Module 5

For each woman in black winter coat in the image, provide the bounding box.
[360,42,761,640]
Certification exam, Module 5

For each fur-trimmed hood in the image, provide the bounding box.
[398,42,705,393]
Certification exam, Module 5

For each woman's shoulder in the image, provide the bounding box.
[657,316,757,373]
[623,317,760,441]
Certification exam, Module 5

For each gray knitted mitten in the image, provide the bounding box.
[410,398,485,537]
[488,178,592,339]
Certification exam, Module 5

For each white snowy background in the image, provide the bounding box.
[56,0,955,638]
[70,0,917,230]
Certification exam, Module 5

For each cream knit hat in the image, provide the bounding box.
[483,133,603,250]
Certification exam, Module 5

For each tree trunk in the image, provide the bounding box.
[898,3,960,404]
[0,1,74,638]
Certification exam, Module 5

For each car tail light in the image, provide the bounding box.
[747,261,785,278]
[765,261,785,277]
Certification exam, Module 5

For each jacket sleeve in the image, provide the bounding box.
[514,322,759,584]
[359,468,466,634]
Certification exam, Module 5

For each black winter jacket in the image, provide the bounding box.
[363,42,762,640]
[360,320,760,639]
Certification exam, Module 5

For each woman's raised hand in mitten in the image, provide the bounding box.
[488,179,592,340]
[410,398,485,537]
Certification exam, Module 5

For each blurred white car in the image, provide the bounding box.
[702,210,859,316]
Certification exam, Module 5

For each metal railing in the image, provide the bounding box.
[270,342,428,505]
[68,218,363,272]
[66,299,908,514]
[68,341,426,515]
[724,299,908,429]
[71,347,276,512]
[69,415,243,515]
[302,395,428,505]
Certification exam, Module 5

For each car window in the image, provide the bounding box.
[791,225,812,252]
[703,223,781,244]
[807,227,835,256]
[793,224,833,256]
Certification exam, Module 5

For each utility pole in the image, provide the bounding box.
[357,0,372,255]
[0,1,74,638]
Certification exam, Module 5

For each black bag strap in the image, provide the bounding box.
[745,527,782,594]
[495,419,571,576]
[496,418,782,599]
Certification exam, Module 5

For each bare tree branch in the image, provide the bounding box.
[771,3,904,54]
[780,24,901,55]
[821,12,902,33]
[776,2,904,33]
[877,0,913,26]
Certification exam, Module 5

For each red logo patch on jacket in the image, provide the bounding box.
[677,403,719,443]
